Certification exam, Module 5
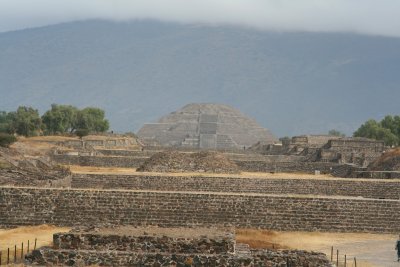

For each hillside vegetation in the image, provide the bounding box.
[1,20,400,135]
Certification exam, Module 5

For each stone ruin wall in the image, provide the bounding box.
[53,232,235,254]
[71,173,400,200]
[235,160,338,173]
[27,230,331,267]
[52,153,339,174]
[61,136,138,150]
[51,136,387,175]
[0,187,399,233]
[328,139,385,153]
[29,245,330,267]
[96,149,156,157]
[53,151,387,175]
[291,135,339,148]
[354,171,400,179]
[52,154,148,168]
[262,136,385,169]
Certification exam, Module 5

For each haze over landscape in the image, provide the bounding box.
[1,1,399,137]
[2,3,400,266]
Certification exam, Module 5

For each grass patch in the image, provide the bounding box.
[0,158,12,169]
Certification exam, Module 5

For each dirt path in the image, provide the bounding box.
[237,229,399,267]
[0,225,70,265]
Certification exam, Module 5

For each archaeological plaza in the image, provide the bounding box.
[0,103,399,266]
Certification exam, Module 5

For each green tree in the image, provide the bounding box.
[75,107,109,133]
[0,111,10,133]
[75,128,90,139]
[42,104,78,135]
[328,129,346,137]
[354,119,399,146]
[0,133,17,147]
[380,115,400,137]
[7,106,42,137]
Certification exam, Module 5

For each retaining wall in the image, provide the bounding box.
[52,155,148,168]
[1,187,399,233]
[53,154,336,173]
[235,161,338,173]
[354,171,400,179]
[27,248,331,267]
[71,174,400,200]
[53,232,234,254]
[96,149,157,157]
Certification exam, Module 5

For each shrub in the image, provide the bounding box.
[0,133,17,147]
[75,128,89,139]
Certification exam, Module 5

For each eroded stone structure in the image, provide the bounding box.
[259,135,385,168]
[137,103,276,149]
[26,228,331,266]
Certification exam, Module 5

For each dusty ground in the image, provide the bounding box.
[0,226,398,267]
[10,137,61,157]
[0,225,70,265]
[69,165,333,178]
[237,229,400,267]
[68,165,400,184]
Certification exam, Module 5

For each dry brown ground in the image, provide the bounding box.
[69,165,333,179]
[0,225,70,265]
[10,135,138,158]
[1,226,398,267]
[237,229,399,267]
[68,165,400,183]
[10,137,60,157]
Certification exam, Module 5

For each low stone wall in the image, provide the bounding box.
[1,187,399,233]
[96,149,157,157]
[52,154,148,168]
[26,248,331,267]
[53,154,336,173]
[53,232,235,254]
[227,154,305,162]
[71,174,400,200]
[235,161,338,173]
[354,171,400,179]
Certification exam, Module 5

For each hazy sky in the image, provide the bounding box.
[1,0,400,37]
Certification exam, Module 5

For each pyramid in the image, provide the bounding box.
[137,103,276,149]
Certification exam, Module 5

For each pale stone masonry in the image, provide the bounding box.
[137,103,277,149]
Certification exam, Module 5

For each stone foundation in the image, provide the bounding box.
[26,227,331,266]
[52,154,148,168]
[53,154,339,174]
[27,248,331,267]
[53,230,234,254]
[235,161,338,173]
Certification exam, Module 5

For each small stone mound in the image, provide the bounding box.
[0,146,70,186]
[137,150,240,174]
[368,148,400,171]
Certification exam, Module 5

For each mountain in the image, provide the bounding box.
[1,19,400,137]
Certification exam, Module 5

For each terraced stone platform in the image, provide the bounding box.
[0,187,399,233]
[137,103,277,149]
